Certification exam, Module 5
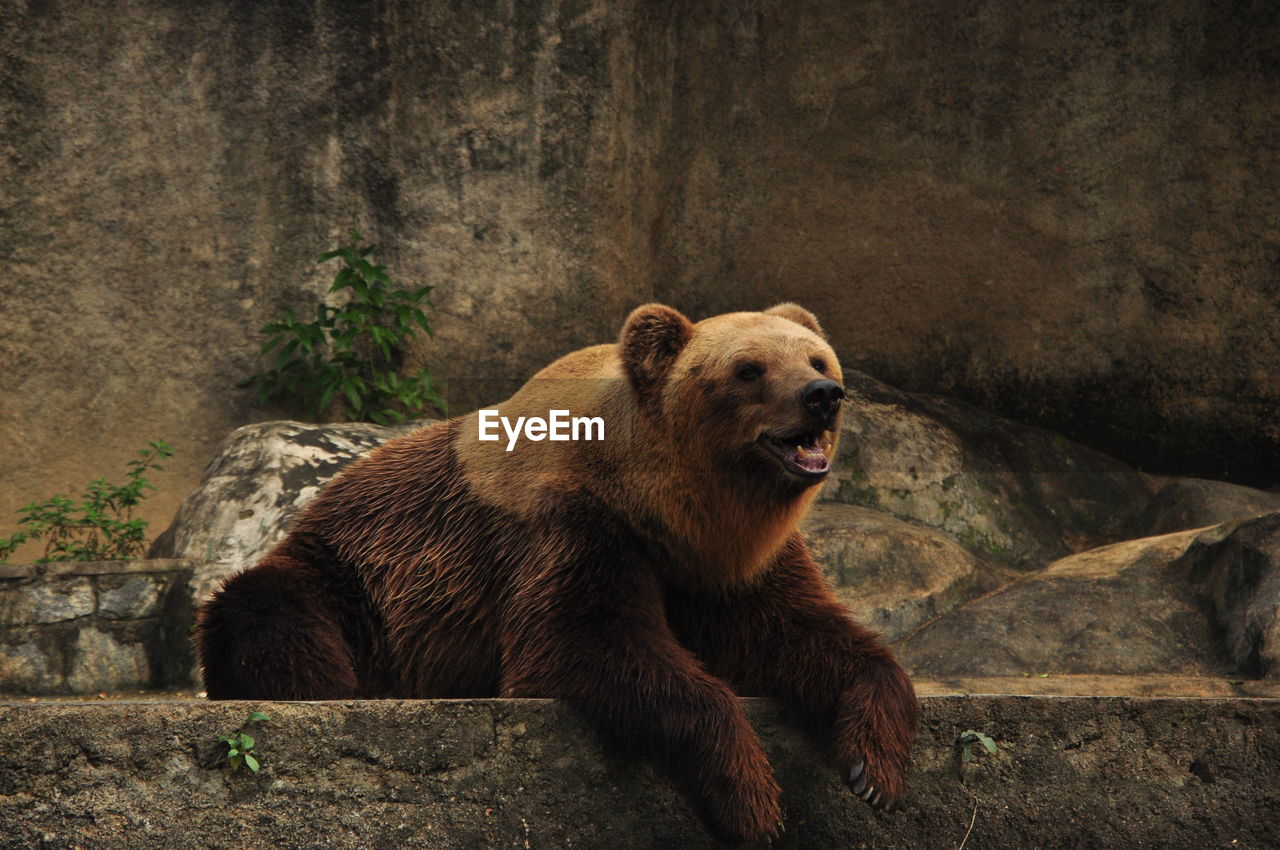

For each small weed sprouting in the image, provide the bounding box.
[957,729,998,765]
[219,710,270,773]
[0,440,173,563]
[240,230,446,425]
[955,729,998,850]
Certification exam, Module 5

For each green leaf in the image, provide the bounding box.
[342,379,362,412]
[239,733,255,750]
[974,732,997,754]
[246,711,269,724]
[961,746,973,764]
[244,753,260,773]
[229,754,242,769]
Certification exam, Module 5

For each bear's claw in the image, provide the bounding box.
[846,756,900,811]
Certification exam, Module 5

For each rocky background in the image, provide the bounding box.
[1,0,1278,564]
[9,370,1278,697]
[30,370,1250,697]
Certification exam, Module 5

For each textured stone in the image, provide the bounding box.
[0,697,1276,848]
[149,420,426,604]
[0,641,61,693]
[0,578,94,626]
[821,372,1156,568]
[96,576,161,620]
[802,503,1004,641]
[0,560,199,695]
[898,513,1280,679]
[65,629,151,694]
[655,0,1280,487]
[1132,478,1280,537]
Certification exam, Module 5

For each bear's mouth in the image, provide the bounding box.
[757,429,833,480]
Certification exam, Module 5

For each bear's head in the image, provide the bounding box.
[620,302,844,495]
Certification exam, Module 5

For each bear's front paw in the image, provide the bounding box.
[834,660,919,812]
[695,757,783,845]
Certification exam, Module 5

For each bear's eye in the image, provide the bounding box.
[811,357,827,373]
[736,362,765,381]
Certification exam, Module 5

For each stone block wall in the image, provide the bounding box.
[0,560,199,695]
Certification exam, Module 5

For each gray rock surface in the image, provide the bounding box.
[801,503,1005,641]
[149,420,426,605]
[1132,477,1280,537]
[898,513,1280,679]
[821,372,1156,567]
[0,697,1276,849]
[0,561,198,694]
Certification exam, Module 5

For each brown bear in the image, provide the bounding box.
[197,303,918,844]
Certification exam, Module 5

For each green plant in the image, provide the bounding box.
[0,440,174,563]
[240,230,446,425]
[957,729,998,765]
[219,710,270,773]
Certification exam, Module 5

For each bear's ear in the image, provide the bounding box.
[620,303,694,399]
[765,302,827,339]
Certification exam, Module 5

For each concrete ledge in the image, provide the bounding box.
[2,696,1277,848]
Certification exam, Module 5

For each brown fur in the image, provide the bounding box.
[197,303,918,844]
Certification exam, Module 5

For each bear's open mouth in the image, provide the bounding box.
[757,429,832,479]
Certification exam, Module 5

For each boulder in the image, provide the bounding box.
[898,512,1280,679]
[822,372,1157,568]
[801,503,1005,641]
[1130,477,1280,537]
[149,420,426,605]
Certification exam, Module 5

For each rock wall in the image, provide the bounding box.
[652,0,1280,485]
[2,0,1276,553]
[0,560,197,694]
[0,0,657,557]
[2,697,1277,848]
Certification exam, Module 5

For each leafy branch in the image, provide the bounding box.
[0,440,173,563]
[239,230,446,425]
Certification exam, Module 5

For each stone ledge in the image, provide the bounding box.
[0,559,204,580]
[2,696,1276,848]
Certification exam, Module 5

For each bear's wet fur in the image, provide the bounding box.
[198,303,918,844]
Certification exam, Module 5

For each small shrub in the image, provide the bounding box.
[957,729,998,765]
[0,440,173,563]
[219,710,270,773]
[240,230,446,425]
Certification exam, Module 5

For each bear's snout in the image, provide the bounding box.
[801,379,844,423]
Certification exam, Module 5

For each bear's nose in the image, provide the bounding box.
[802,379,844,418]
